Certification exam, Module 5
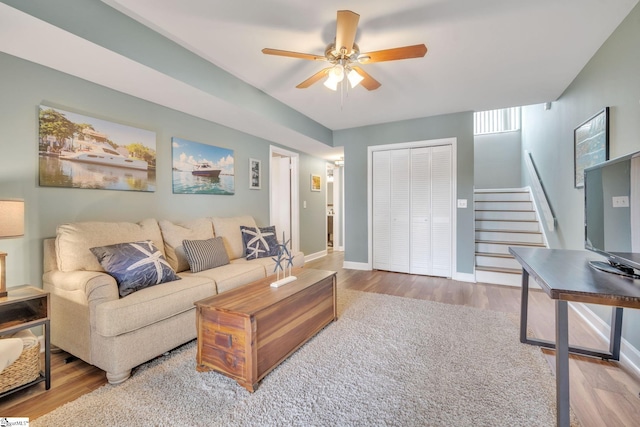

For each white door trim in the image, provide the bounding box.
[367,137,457,276]
[269,146,300,253]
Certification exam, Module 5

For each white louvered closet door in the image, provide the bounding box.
[372,151,391,271]
[430,145,452,277]
[389,149,410,273]
[410,147,432,275]
[372,144,452,277]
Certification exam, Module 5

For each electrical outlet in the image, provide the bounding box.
[457,199,467,208]
[612,196,629,208]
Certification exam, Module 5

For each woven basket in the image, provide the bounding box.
[0,342,41,393]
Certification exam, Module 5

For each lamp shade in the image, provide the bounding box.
[0,200,25,238]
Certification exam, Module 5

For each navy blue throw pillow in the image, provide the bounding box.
[240,225,279,260]
[90,240,181,297]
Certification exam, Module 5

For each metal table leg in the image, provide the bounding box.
[520,269,530,343]
[556,300,570,427]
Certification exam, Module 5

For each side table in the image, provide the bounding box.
[0,285,51,397]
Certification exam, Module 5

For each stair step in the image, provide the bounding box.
[475,220,540,232]
[476,266,522,274]
[475,201,534,211]
[475,240,546,247]
[475,188,529,193]
[475,230,544,244]
[475,210,537,221]
[476,254,522,270]
[475,252,514,258]
[476,269,532,288]
[475,192,531,202]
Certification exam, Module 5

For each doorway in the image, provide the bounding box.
[326,162,344,252]
[270,146,300,252]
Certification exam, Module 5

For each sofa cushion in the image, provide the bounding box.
[183,237,230,273]
[240,225,280,260]
[182,262,265,294]
[94,275,214,337]
[211,216,257,260]
[158,218,214,272]
[56,218,163,272]
[90,241,181,297]
[231,250,305,275]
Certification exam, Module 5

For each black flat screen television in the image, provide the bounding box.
[584,150,640,278]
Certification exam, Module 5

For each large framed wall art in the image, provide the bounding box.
[171,137,235,195]
[574,107,609,188]
[38,105,157,192]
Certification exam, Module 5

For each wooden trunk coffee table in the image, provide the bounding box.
[195,268,337,392]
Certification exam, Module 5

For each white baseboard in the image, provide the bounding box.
[305,250,327,263]
[342,261,371,270]
[453,272,476,283]
[570,302,640,379]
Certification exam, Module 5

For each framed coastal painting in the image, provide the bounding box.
[574,107,609,188]
[171,137,235,195]
[249,158,261,190]
[38,105,157,192]
[311,174,321,192]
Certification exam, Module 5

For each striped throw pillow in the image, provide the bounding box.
[182,237,230,273]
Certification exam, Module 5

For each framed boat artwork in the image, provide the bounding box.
[38,105,157,192]
[171,137,235,195]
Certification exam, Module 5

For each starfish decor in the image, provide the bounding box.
[270,232,297,288]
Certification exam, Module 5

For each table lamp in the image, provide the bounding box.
[0,199,25,298]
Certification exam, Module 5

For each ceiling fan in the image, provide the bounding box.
[262,10,427,91]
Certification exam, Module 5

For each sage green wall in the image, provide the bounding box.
[521,3,640,354]
[334,112,475,275]
[298,156,331,256]
[474,131,522,189]
[0,53,324,287]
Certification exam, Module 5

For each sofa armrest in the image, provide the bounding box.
[43,270,119,307]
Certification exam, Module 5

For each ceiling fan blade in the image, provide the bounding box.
[335,10,360,54]
[296,68,331,88]
[262,48,326,61]
[359,44,427,63]
[351,66,381,91]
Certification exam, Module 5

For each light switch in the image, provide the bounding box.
[303,200,307,209]
[457,199,467,208]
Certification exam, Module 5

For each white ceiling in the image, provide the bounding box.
[105,0,637,130]
[1,1,638,159]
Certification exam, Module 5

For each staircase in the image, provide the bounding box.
[475,188,547,287]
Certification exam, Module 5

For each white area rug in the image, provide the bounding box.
[34,290,568,426]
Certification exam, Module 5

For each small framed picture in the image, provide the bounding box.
[311,174,321,192]
[249,158,261,190]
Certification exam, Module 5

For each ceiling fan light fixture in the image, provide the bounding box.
[323,76,339,91]
[330,64,344,81]
[323,64,345,90]
[347,68,364,88]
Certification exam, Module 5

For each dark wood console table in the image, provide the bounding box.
[509,247,640,427]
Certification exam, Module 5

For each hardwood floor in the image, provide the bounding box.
[1,250,639,425]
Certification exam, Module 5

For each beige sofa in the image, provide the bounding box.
[42,215,304,384]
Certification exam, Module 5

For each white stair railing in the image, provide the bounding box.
[524,150,556,231]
